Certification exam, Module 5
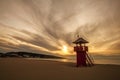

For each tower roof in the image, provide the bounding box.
[73,37,89,44]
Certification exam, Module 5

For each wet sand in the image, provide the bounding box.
[0,58,120,80]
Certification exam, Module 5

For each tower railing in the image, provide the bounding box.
[86,52,94,66]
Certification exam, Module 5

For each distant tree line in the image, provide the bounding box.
[0,52,63,59]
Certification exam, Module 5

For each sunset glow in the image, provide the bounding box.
[62,45,68,55]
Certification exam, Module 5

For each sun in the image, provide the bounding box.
[62,45,68,55]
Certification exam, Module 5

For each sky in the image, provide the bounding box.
[0,0,120,56]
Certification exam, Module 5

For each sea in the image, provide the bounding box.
[27,54,120,65]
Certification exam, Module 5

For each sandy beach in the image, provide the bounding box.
[0,58,120,80]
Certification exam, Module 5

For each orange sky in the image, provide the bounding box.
[0,0,120,56]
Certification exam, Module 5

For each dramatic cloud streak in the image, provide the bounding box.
[0,0,120,55]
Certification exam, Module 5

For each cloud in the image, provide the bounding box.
[0,0,120,55]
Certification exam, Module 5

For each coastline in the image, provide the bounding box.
[0,58,120,80]
[25,57,120,65]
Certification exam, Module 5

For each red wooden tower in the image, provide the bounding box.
[73,37,94,67]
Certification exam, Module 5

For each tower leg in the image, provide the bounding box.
[76,51,87,67]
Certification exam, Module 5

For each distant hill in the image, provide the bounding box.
[0,52,63,59]
[0,53,3,54]
[0,53,3,56]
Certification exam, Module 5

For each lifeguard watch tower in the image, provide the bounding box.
[73,37,94,67]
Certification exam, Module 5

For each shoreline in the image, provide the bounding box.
[0,57,120,66]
